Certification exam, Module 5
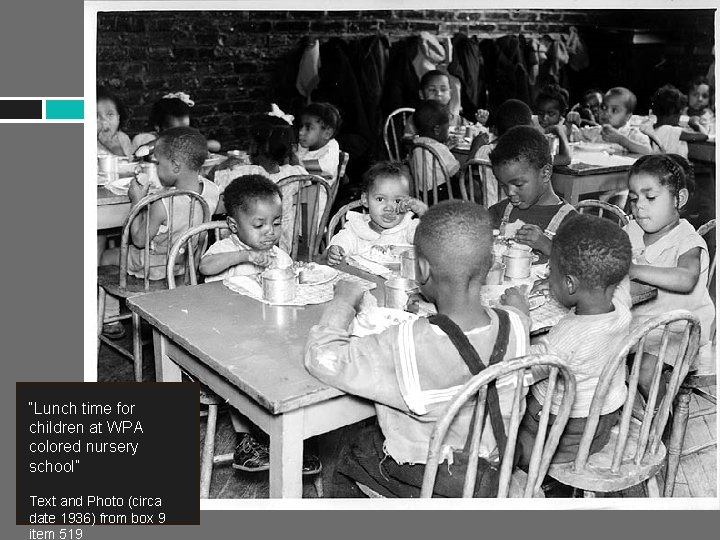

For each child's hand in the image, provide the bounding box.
[475,109,490,125]
[688,116,702,131]
[514,224,551,255]
[530,278,550,296]
[128,176,150,204]
[601,124,623,144]
[247,250,276,268]
[566,110,582,127]
[333,279,365,309]
[544,124,561,135]
[397,197,428,217]
[500,286,530,315]
[326,245,346,266]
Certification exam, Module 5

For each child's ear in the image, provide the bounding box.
[417,254,432,287]
[677,187,690,209]
[360,192,369,207]
[566,274,579,295]
[226,215,238,234]
[322,126,334,142]
[541,163,553,182]
[170,158,182,174]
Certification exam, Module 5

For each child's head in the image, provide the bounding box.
[687,76,713,112]
[489,125,553,209]
[600,87,637,128]
[581,88,604,121]
[413,100,450,143]
[360,161,412,231]
[493,99,533,136]
[223,175,283,251]
[651,84,687,121]
[154,127,208,185]
[148,97,191,132]
[419,70,452,106]
[298,102,341,151]
[250,118,296,166]
[97,86,128,138]
[415,201,493,300]
[628,154,689,234]
[536,84,570,129]
[549,214,632,308]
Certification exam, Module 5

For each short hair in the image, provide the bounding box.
[250,118,296,164]
[629,154,689,201]
[222,174,282,217]
[651,84,687,117]
[154,126,208,172]
[420,69,450,90]
[361,161,411,193]
[552,214,631,289]
[97,85,129,129]
[582,88,604,101]
[413,100,449,137]
[148,97,191,131]
[605,87,637,114]
[688,75,713,94]
[493,99,533,136]
[489,125,551,170]
[415,201,493,283]
[301,102,341,134]
[536,84,570,114]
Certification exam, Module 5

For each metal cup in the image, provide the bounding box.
[485,262,506,285]
[399,249,417,281]
[503,249,533,279]
[98,154,118,180]
[384,277,419,310]
[261,267,296,303]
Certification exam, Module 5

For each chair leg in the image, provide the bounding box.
[97,287,106,359]
[583,491,595,498]
[646,475,660,497]
[200,403,218,499]
[313,472,324,498]
[664,386,691,497]
[132,312,143,382]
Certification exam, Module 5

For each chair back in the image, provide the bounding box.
[570,310,700,475]
[118,189,211,290]
[409,141,454,206]
[383,107,415,161]
[421,354,576,498]
[460,158,498,207]
[276,174,332,262]
[696,219,716,287]
[325,200,365,248]
[166,221,230,289]
[328,151,350,206]
[575,199,630,227]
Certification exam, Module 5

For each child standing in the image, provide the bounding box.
[685,76,715,137]
[647,85,708,157]
[624,155,715,398]
[326,161,427,265]
[599,87,653,155]
[97,86,133,157]
[503,214,632,466]
[305,202,530,497]
[488,125,576,263]
[99,127,220,338]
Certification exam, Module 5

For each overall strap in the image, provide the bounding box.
[500,200,514,227]
[544,203,575,239]
[428,309,511,456]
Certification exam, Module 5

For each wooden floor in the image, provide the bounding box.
[98,327,717,499]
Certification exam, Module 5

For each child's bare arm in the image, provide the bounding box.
[601,125,652,154]
[514,224,553,256]
[629,247,702,293]
[545,124,572,166]
[129,196,165,249]
[199,250,273,276]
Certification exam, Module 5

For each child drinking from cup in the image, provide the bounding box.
[624,155,715,400]
[488,126,576,264]
[503,214,632,467]
[326,161,428,265]
[305,201,530,497]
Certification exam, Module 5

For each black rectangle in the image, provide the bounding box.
[17,382,200,525]
[0,100,42,119]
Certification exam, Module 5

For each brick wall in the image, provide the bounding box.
[97,9,714,150]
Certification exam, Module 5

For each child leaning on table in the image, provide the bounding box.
[685,76,715,137]
[99,127,221,339]
[599,87,653,155]
[325,161,428,265]
[646,84,708,157]
[488,125,577,264]
[503,214,633,467]
[305,202,531,498]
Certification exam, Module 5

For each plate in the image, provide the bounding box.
[295,263,338,286]
[351,307,419,337]
[362,244,413,266]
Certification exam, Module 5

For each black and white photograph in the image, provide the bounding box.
[91,2,717,506]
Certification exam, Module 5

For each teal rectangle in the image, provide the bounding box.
[45,99,84,120]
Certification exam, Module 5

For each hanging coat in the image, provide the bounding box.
[448,33,486,120]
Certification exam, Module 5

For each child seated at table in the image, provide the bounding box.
[488,125,576,263]
[409,100,461,200]
[305,201,530,497]
[97,86,133,157]
[503,214,632,466]
[199,175,292,281]
[404,70,474,138]
[599,87,652,155]
[685,76,715,137]
[326,161,428,265]
[99,127,221,338]
[646,84,708,157]
[624,155,715,401]
[132,92,221,156]
[536,83,582,143]
[570,88,604,126]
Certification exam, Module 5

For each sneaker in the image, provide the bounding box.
[302,454,322,475]
[233,433,270,472]
[102,322,126,340]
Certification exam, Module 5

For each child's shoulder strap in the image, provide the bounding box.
[500,200,514,225]
[544,202,576,239]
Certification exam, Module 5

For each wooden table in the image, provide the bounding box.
[551,159,635,205]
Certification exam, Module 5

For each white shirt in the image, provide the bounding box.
[202,234,293,282]
[328,211,419,258]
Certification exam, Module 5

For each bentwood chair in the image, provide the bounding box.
[408,140,454,206]
[420,354,576,498]
[459,158,499,207]
[547,310,701,497]
[97,190,211,382]
[574,199,630,227]
[325,200,364,247]
[383,107,415,161]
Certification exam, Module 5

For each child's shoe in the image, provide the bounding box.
[102,322,126,340]
[233,433,270,472]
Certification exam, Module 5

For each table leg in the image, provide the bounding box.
[153,329,182,382]
[268,408,304,498]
